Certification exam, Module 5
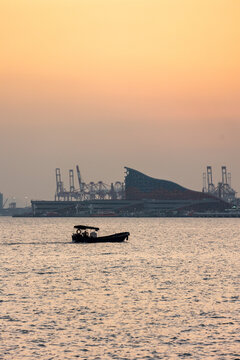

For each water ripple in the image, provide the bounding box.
[0,217,239,359]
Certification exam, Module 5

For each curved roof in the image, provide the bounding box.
[125,167,188,192]
[124,167,215,201]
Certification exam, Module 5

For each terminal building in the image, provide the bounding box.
[31,167,230,217]
[125,167,225,203]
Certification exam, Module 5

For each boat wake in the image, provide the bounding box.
[1,241,71,246]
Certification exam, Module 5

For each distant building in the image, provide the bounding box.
[124,167,229,212]
[30,168,231,217]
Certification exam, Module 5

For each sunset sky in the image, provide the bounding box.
[1,0,240,205]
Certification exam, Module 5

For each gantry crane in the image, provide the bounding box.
[55,166,125,201]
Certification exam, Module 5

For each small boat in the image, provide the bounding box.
[72,225,130,243]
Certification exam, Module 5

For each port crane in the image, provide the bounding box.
[55,166,125,201]
[202,165,236,203]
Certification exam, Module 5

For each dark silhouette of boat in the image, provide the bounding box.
[72,225,130,243]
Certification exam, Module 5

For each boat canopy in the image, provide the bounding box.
[74,225,99,231]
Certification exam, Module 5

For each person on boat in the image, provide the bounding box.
[90,230,97,238]
[83,230,89,237]
[76,229,82,236]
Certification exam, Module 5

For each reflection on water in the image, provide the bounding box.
[0,217,239,359]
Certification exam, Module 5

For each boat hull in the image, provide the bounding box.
[72,232,129,243]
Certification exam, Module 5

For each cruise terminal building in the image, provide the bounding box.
[31,167,229,216]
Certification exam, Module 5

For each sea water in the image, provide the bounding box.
[0,217,239,359]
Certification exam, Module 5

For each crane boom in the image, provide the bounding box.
[3,198,8,208]
[76,165,82,191]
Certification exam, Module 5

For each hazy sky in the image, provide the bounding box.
[1,0,240,205]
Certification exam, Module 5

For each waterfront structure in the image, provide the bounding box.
[55,166,124,201]
[31,167,230,217]
[202,166,236,202]
[124,167,229,212]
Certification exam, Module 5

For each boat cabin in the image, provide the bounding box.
[74,225,99,238]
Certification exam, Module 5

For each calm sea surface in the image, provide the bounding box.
[0,217,239,359]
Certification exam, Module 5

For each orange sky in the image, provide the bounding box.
[0,0,240,203]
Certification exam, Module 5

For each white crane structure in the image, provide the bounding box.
[55,166,125,201]
[202,166,236,203]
